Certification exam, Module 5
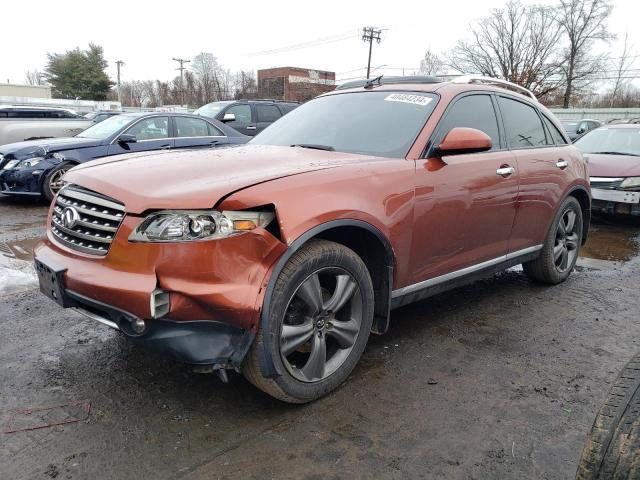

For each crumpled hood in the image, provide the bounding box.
[586,153,640,178]
[0,136,102,159]
[64,145,374,213]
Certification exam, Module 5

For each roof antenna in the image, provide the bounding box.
[364,74,383,89]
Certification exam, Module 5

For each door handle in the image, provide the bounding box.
[246,125,257,130]
[496,166,515,176]
[556,159,568,169]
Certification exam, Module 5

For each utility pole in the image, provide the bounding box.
[172,57,191,106]
[115,60,124,104]
[361,27,382,79]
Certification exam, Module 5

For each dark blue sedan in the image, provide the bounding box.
[0,112,248,201]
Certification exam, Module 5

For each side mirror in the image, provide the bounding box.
[222,112,236,122]
[118,133,137,145]
[434,127,492,157]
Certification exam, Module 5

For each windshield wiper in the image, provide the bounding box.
[291,144,335,151]
[591,151,640,157]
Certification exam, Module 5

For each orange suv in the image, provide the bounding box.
[34,76,590,403]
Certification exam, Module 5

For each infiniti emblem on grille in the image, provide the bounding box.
[61,207,79,229]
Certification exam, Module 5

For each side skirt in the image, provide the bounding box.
[390,245,542,310]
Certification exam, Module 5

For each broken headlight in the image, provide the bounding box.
[620,177,640,189]
[128,210,275,243]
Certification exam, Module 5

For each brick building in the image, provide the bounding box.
[257,67,335,103]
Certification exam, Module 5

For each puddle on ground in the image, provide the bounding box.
[0,237,42,263]
[577,220,640,270]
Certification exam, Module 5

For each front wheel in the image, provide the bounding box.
[243,240,374,403]
[523,196,583,284]
[43,161,73,202]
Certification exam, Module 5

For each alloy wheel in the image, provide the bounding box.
[48,168,68,194]
[553,208,580,273]
[279,267,363,383]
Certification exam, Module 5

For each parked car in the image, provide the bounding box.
[34,75,590,403]
[194,99,299,136]
[0,112,248,201]
[561,119,602,141]
[0,106,93,145]
[84,111,123,123]
[574,124,640,216]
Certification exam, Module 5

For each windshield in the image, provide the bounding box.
[194,102,232,118]
[250,91,438,158]
[574,127,640,156]
[76,114,135,139]
[562,121,579,134]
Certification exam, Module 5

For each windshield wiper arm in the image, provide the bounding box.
[591,151,640,157]
[291,144,335,151]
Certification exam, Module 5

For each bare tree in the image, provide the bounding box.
[418,49,445,76]
[557,0,613,107]
[192,52,223,104]
[448,1,564,97]
[609,32,634,106]
[25,70,44,86]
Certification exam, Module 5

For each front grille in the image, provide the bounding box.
[589,177,624,190]
[51,185,125,255]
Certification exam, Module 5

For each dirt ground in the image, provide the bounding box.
[1,196,640,480]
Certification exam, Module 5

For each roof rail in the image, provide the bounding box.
[336,76,442,90]
[450,75,537,101]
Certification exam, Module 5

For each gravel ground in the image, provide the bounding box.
[1,196,639,480]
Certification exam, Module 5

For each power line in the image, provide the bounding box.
[248,30,357,57]
[362,27,383,79]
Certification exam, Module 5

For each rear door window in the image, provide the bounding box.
[498,97,547,148]
[175,116,211,137]
[256,104,282,123]
[436,94,500,150]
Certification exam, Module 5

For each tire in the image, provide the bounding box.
[576,353,640,480]
[523,196,583,284]
[243,239,374,403]
[43,161,74,202]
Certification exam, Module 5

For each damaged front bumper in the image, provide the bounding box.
[591,188,640,216]
[0,166,46,196]
[34,210,287,370]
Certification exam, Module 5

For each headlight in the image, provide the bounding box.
[620,177,640,189]
[4,157,45,170]
[17,157,44,169]
[128,210,275,243]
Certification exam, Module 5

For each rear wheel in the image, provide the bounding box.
[43,161,73,202]
[243,240,374,403]
[523,196,583,284]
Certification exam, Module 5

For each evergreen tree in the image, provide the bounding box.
[44,44,113,100]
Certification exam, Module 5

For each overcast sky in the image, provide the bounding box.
[1,0,639,87]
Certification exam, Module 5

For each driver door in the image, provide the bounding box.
[108,116,173,155]
[409,93,519,285]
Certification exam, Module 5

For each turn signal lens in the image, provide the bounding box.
[233,220,257,231]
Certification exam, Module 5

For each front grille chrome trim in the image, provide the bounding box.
[51,185,125,256]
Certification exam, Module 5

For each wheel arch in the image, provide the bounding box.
[258,219,395,378]
[565,185,591,245]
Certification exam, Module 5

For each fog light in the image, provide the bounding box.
[132,318,146,334]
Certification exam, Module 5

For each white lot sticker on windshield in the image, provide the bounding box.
[384,93,432,106]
